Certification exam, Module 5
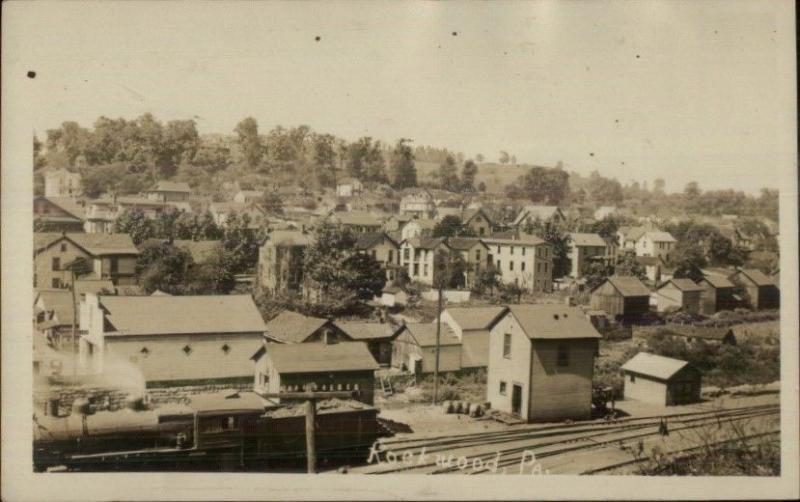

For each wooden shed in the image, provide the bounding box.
[391,323,462,374]
[697,274,737,314]
[589,276,651,322]
[731,269,780,310]
[440,306,506,369]
[621,352,701,406]
[655,278,704,314]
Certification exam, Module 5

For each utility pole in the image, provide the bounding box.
[256,388,357,473]
[432,253,445,406]
[70,267,78,383]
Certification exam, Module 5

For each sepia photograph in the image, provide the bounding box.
[2,0,798,500]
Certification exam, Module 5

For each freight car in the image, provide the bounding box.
[34,392,381,472]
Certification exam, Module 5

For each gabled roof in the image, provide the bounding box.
[34,290,74,325]
[513,205,562,225]
[659,278,704,292]
[403,323,461,347]
[262,229,311,247]
[443,306,505,331]
[621,352,692,381]
[100,295,266,336]
[189,392,265,414]
[700,273,735,289]
[336,321,405,341]
[68,233,139,255]
[403,237,449,250]
[595,275,651,297]
[462,207,494,225]
[264,311,331,343]
[642,231,677,243]
[150,181,191,193]
[569,233,606,247]
[501,305,601,340]
[736,268,775,287]
[37,196,85,220]
[34,232,63,252]
[331,211,383,227]
[621,226,648,242]
[260,342,379,373]
[355,232,398,250]
[446,237,488,251]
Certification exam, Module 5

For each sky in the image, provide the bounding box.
[6,0,796,194]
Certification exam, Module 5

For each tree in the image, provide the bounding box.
[582,261,612,290]
[234,117,264,169]
[390,138,417,189]
[475,263,501,296]
[437,155,460,192]
[461,160,478,192]
[262,190,284,215]
[312,133,339,187]
[114,209,155,245]
[186,246,236,294]
[615,253,647,281]
[432,215,465,238]
[671,241,707,283]
[477,181,487,192]
[526,218,571,279]
[33,135,47,170]
[221,212,259,274]
[433,249,467,289]
[340,252,387,300]
[590,217,621,244]
[684,181,701,199]
[520,166,570,205]
[345,137,386,182]
[499,151,510,164]
[135,241,195,294]
[587,176,624,205]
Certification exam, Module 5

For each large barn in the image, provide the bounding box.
[590,275,651,322]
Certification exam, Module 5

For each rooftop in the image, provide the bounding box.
[481,234,546,247]
[55,233,140,256]
[569,233,607,247]
[355,232,397,250]
[403,323,461,347]
[264,311,330,343]
[335,321,404,341]
[503,305,601,340]
[660,278,704,292]
[100,295,266,336]
[150,181,191,193]
[736,268,776,287]
[443,306,505,331]
[262,342,379,373]
[601,275,652,297]
[621,352,692,381]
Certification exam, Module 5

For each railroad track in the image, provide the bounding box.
[355,403,779,475]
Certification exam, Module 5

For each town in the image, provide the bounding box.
[32,117,781,475]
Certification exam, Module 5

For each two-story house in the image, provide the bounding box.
[400,192,436,219]
[481,235,553,292]
[33,196,86,232]
[486,305,601,422]
[635,231,677,261]
[355,232,401,281]
[399,237,451,285]
[256,230,311,296]
[143,181,191,202]
[567,233,609,278]
[44,169,82,197]
[34,233,139,289]
[512,205,565,228]
[400,218,437,240]
[445,237,490,289]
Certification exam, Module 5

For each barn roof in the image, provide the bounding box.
[660,278,704,292]
[598,275,651,297]
[701,274,735,289]
[503,305,601,340]
[736,268,775,287]
[46,233,139,256]
[100,295,266,336]
[34,232,65,252]
[34,290,74,325]
[569,233,607,247]
[264,311,331,343]
[331,211,383,227]
[404,323,461,347]
[263,342,379,373]
[336,321,404,341]
[621,352,692,381]
[446,237,488,251]
[355,232,398,250]
[443,306,505,331]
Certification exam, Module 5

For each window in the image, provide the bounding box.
[404,248,410,260]
[545,263,549,273]
[521,262,526,271]
[34,273,37,287]
[496,259,501,269]
[110,257,119,274]
[499,381,507,395]
[497,246,501,254]
[510,246,514,255]
[413,263,419,275]
[51,257,60,271]
[388,250,394,263]
[557,343,569,367]
[479,227,485,236]
[140,347,150,357]
[51,278,61,289]
[629,373,636,383]
[60,243,67,252]
[423,264,428,276]
[509,261,514,271]
[522,247,526,256]
[503,334,512,358]
[475,250,481,261]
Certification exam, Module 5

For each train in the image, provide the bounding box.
[33,392,381,472]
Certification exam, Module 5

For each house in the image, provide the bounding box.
[635,256,664,282]
[512,205,565,228]
[115,196,172,219]
[400,218,437,240]
[34,233,140,289]
[336,178,364,197]
[330,211,384,233]
[252,341,378,405]
[616,225,648,251]
[391,322,462,374]
[355,232,401,281]
[144,181,191,202]
[233,189,264,204]
[79,294,267,386]
[567,233,609,278]
[399,237,451,285]
[697,274,738,314]
[400,192,436,218]
[440,306,505,369]
[337,321,406,366]
[482,235,554,292]
[486,305,601,422]
[634,231,677,261]
[256,230,311,296]
[589,275,651,321]
[380,285,408,307]
[662,326,737,346]
[34,280,115,350]
[263,311,352,344]
[731,268,780,310]
[460,208,494,237]
[621,352,701,406]
[33,196,85,232]
[593,206,618,221]
[44,169,82,197]
[445,237,490,289]
[655,278,704,314]
[83,199,116,233]
[209,202,267,227]
[382,213,414,233]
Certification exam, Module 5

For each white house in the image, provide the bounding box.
[399,237,450,285]
[481,235,554,292]
[44,169,82,197]
[635,231,677,261]
[400,218,437,240]
[336,178,364,197]
[400,192,436,218]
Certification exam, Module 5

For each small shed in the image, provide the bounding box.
[336,321,405,367]
[380,286,408,307]
[391,323,461,374]
[731,269,780,310]
[655,278,704,314]
[589,275,651,321]
[697,274,737,314]
[621,352,701,406]
[440,306,506,369]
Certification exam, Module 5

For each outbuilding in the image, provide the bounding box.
[440,306,506,369]
[336,321,406,367]
[589,275,651,322]
[391,323,462,374]
[731,268,780,310]
[697,274,737,314]
[621,352,701,406]
[655,278,704,314]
